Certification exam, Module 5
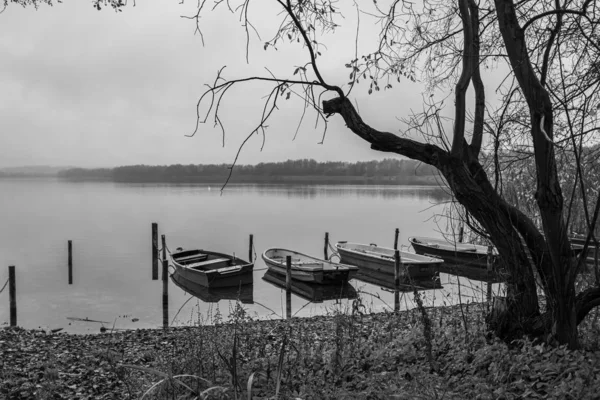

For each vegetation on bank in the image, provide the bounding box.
[55,159,440,185]
[2,298,600,400]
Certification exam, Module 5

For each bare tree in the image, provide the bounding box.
[184,0,600,348]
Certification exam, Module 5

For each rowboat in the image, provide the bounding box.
[408,236,497,268]
[262,270,357,303]
[261,248,358,284]
[334,241,443,279]
[170,248,253,288]
[171,273,254,304]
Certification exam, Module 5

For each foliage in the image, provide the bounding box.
[3,299,600,399]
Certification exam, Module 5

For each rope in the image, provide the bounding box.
[326,236,342,261]
[327,241,338,254]
[253,267,269,272]
[0,278,8,295]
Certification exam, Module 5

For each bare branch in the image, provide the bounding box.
[451,0,474,159]
[468,0,485,158]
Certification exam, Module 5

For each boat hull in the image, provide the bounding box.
[335,242,442,279]
[171,249,254,289]
[409,237,496,269]
[262,248,358,284]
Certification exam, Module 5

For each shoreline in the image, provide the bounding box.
[3,304,600,399]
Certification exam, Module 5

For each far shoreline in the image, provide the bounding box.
[1,174,442,186]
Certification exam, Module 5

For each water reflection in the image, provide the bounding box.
[437,264,506,283]
[240,184,450,202]
[171,274,254,304]
[353,271,442,291]
[262,270,357,303]
[117,182,451,202]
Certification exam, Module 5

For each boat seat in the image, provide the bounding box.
[296,262,322,268]
[190,258,230,269]
[176,253,209,263]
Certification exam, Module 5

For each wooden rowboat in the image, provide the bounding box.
[261,248,358,284]
[408,236,497,268]
[170,248,253,289]
[335,241,443,279]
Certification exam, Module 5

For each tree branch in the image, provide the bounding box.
[540,0,563,87]
[451,0,474,159]
[280,0,344,97]
[576,286,600,325]
[322,96,447,166]
[522,8,588,32]
[468,0,485,158]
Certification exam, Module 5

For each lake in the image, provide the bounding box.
[0,179,500,333]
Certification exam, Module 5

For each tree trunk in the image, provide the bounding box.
[437,155,540,338]
[494,0,578,347]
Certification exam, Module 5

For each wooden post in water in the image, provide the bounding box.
[286,255,292,319]
[152,223,158,280]
[9,266,16,327]
[458,226,464,243]
[394,249,400,313]
[249,234,254,262]
[324,232,329,260]
[394,228,400,250]
[68,240,73,285]
[486,245,493,305]
[161,234,169,329]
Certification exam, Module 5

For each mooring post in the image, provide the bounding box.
[249,234,254,262]
[486,245,493,305]
[9,266,16,327]
[394,228,400,250]
[394,250,400,312]
[324,232,329,260]
[152,223,158,280]
[161,234,168,329]
[458,226,464,243]
[286,255,292,319]
[68,240,73,285]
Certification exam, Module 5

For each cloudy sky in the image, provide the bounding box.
[0,0,458,168]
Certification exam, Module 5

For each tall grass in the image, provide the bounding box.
[109,281,600,399]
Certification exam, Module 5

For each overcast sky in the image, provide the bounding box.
[0,1,466,168]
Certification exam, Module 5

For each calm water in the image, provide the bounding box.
[0,179,499,333]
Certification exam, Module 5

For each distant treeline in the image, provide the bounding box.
[58,159,440,185]
[0,165,68,178]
